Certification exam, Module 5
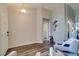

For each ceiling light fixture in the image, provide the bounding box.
[21,3,26,13]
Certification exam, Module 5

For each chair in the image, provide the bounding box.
[55,38,79,56]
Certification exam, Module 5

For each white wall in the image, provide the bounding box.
[36,8,43,43]
[36,7,52,42]
[8,4,66,48]
[52,4,66,43]
[8,7,52,48]
[42,8,52,20]
[0,4,8,55]
[8,7,39,48]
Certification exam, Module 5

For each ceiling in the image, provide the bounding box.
[68,3,79,11]
[7,3,79,12]
[7,3,79,21]
[7,3,64,11]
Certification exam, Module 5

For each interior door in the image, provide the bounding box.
[0,4,8,56]
[42,18,50,41]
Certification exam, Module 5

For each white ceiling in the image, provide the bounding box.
[7,3,79,11]
[7,3,79,21]
[7,3,64,11]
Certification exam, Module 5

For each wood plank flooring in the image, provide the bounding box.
[5,43,48,56]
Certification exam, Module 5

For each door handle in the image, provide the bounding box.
[7,31,9,36]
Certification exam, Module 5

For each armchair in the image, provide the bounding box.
[55,38,79,56]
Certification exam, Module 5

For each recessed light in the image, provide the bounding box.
[21,8,26,13]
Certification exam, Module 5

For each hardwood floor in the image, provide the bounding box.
[5,43,48,56]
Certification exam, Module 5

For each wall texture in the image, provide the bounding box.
[8,7,52,48]
[52,4,66,43]
[8,7,38,48]
[36,8,52,42]
[0,4,8,55]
